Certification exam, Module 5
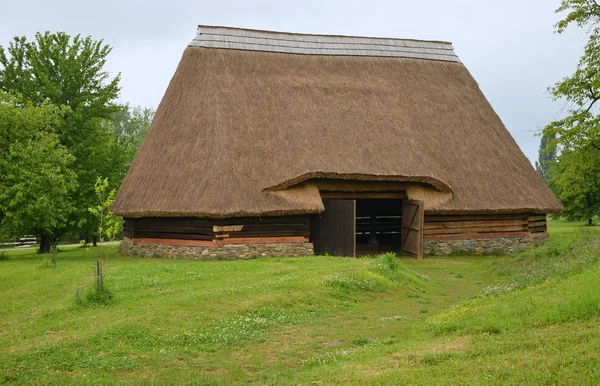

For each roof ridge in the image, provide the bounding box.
[196,24,454,46]
[191,25,460,62]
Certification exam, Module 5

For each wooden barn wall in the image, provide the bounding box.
[423,214,546,241]
[124,216,310,246]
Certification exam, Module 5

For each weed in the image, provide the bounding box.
[39,246,58,268]
[75,284,113,306]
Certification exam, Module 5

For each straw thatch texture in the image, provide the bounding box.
[111,36,563,218]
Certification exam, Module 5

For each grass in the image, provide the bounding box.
[0,219,598,384]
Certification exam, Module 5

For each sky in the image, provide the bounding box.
[0,0,586,164]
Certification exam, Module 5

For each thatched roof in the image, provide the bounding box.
[111,26,563,218]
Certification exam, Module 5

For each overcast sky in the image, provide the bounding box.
[0,0,586,164]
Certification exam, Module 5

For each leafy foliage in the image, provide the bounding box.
[0,32,121,242]
[88,177,122,242]
[0,92,77,241]
[542,1,600,223]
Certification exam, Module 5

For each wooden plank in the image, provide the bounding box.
[217,216,310,226]
[424,231,530,241]
[424,214,528,222]
[320,192,407,199]
[135,225,214,236]
[220,230,311,238]
[424,225,527,235]
[529,226,547,233]
[402,200,424,259]
[213,225,244,232]
[133,238,219,247]
[528,221,546,228]
[528,215,546,222]
[221,236,309,245]
[133,231,214,241]
[310,199,356,257]
[424,220,528,230]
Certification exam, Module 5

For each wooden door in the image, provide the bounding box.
[311,199,356,257]
[402,200,424,259]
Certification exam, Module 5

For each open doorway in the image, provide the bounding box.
[355,198,403,255]
[310,195,423,258]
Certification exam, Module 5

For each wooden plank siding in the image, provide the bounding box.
[423,213,547,241]
[310,199,356,257]
[125,216,310,247]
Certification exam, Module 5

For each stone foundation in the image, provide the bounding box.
[423,234,548,255]
[119,238,314,260]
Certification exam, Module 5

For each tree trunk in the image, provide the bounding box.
[589,218,594,226]
[39,234,52,254]
[92,235,98,247]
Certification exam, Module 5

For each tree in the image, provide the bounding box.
[0,32,122,241]
[0,92,77,252]
[88,177,122,243]
[549,148,600,225]
[535,132,557,182]
[542,0,600,225]
[107,103,154,183]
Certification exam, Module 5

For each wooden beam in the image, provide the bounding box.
[221,236,309,245]
[424,220,528,230]
[424,231,530,241]
[320,191,407,199]
[133,238,219,247]
[424,225,527,235]
[424,214,529,222]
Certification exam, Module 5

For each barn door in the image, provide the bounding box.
[402,200,424,259]
[311,199,356,257]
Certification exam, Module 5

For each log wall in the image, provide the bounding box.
[423,213,547,241]
[124,216,310,247]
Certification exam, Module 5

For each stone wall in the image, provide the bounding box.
[119,238,314,260]
[423,234,548,256]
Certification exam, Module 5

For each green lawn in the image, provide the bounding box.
[0,219,598,385]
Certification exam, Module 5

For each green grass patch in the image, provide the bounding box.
[1,220,599,384]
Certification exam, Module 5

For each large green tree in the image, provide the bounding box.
[543,0,600,225]
[0,32,122,246]
[108,103,154,183]
[0,92,77,251]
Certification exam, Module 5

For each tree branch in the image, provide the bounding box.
[592,141,600,151]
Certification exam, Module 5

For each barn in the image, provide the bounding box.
[111,26,563,259]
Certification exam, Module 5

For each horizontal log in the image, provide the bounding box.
[424,231,530,241]
[133,238,218,247]
[528,220,546,228]
[424,220,528,230]
[424,214,529,222]
[219,230,310,238]
[219,223,309,231]
[221,236,309,245]
[424,225,527,235]
[133,231,213,241]
[135,219,212,227]
[218,216,310,226]
[135,225,214,236]
[528,215,546,222]
[529,226,547,233]
[213,225,244,232]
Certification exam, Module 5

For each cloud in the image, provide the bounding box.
[0,0,586,163]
